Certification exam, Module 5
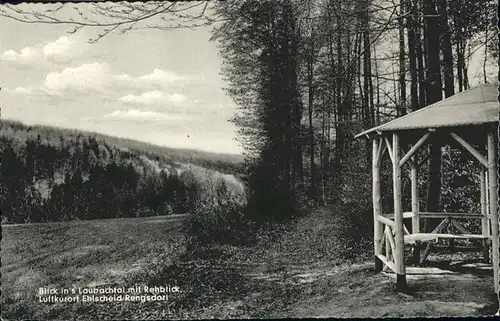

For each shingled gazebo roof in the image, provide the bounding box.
[355,84,499,139]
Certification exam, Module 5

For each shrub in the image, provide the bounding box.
[183,179,255,247]
[338,202,374,260]
[162,203,174,215]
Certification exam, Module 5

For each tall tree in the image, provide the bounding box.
[213,0,305,221]
[302,0,321,200]
[439,0,454,98]
[362,0,374,164]
[406,0,419,111]
[398,0,407,116]
[423,0,443,213]
[415,0,427,108]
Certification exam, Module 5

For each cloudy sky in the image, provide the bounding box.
[0,3,243,155]
[1,3,495,156]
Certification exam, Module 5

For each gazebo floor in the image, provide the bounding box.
[384,258,492,283]
[308,259,497,317]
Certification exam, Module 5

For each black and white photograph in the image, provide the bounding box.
[0,0,499,319]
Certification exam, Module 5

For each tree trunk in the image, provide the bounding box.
[398,0,407,116]
[362,0,374,166]
[423,0,443,213]
[335,11,344,199]
[415,2,426,108]
[457,41,463,92]
[407,0,419,111]
[373,44,381,124]
[483,27,488,84]
[320,106,326,204]
[439,0,454,98]
[288,6,303,189]
[356,31,365,122]
[307,33,317,199]
[463,42,470,89]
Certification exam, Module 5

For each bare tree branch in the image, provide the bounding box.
[0,1,221,42]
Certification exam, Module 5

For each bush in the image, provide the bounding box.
[338,202,374,259]
[183,179,255,247]
[162,203,174,215]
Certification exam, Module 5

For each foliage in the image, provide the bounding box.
[440,146,481,214]
[183,179,256,247]
[0,121,242,223]
[212,0,495,227]
[213,0,310,222]
[1,0,493,252]
[0,119,244,175]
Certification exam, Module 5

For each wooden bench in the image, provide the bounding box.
[404,233,491,265]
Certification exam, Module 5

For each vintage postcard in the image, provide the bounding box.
[1,0,499,319]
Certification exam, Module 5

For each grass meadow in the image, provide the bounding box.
[1,215,186,319]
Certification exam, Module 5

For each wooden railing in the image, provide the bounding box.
[375,215,397,272]
[374,211,492,272]
[418,212,489,219]
[381,211,489,219]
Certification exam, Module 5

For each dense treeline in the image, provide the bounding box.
[0,125,208,223]
[0,120,244,176]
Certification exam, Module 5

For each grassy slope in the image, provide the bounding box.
[1,215,186,319]
[2,207,497,319]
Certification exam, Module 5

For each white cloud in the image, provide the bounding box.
[118,90,186,105]
[114,68,184,89]
[2,35,81,65]
[138,69,182,83]
[40,62,187,97]
[167,93,187,103]
[1,46,39,63]
[42,62,112,95]
[105,109,184,121]
[43,36,78,62]
[13,86,33,94]
[118,90,169,105]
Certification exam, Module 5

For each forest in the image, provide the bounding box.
[0,0,497,234]
[208,0,497,227]
[0,120,231,223]
[1,1,499,318]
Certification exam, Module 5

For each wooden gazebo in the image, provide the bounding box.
[355,84,499,294]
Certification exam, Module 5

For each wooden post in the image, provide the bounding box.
[410,155,420,264]
[480,167,490,263]
[486,173,491,233]
[410,159,420,233]
[487,131,499,294]
[373,138,383,272]
[392,133,407,291]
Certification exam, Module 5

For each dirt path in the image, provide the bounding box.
[215,258,496,318]
[189,205,499,318]
[291,262,494,318]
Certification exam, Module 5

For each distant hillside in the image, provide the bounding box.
[0,119,246,224]
[0,119,245,175]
